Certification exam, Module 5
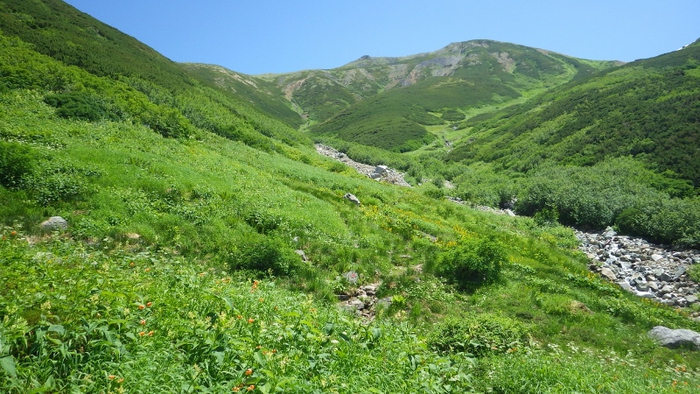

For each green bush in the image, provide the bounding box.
[614,207,646,236]
[432,237,507,289]
[442,109,465,122]
[0,141,35,189]
[533,206,559,227]
[44,92,116,122]
[688,265,700,284]
[228,234,300,276]
[427,313,527,357]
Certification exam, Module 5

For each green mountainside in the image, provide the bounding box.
[447,38,700,185]
[283,41,618,151]
[0,0,302,128]
[1,1,700,392]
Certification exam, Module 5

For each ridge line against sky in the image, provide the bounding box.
[63,0,700,75]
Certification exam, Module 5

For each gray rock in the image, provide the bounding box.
[377,297,392,308]
[600,267,617,281]
[650,254,664,262]
[603,227,617,239]
[344,193,361,205]
[660,284,675,295]
[294,249,309,262]
[40,216,68,231]
[686,294,698,304]
[617,281,633,292]
[349,299,366,310]
[648,326,700,350]
[659,271,675,282]
[361,284,378,296]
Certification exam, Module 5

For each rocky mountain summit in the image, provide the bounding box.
[578,228,699,313]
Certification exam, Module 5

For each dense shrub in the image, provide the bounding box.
[442,109,465,121]
[44,92,116,121]
[228,233,300,276]
[427,313,527,357]
[432,237,507,289]
[0,141,35,189]
[614,207,646,236]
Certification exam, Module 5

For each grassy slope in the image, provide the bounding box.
[0,2,699,393]
[180,64,303,129]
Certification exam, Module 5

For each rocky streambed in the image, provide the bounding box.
[577,228,699,313]
[315,144,411,187]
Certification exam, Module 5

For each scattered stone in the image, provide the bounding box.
[370,165,389,179]
[294,249,309,262]
[344,193,361,205]
[361,284,378,296]
[647,326,700,350]
[40,216,68,232]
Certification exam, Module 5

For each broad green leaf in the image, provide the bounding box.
[0,355,17,378]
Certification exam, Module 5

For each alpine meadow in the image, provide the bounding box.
[1,0,700,393]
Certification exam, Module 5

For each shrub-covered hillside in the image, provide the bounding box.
[306,40,617,152]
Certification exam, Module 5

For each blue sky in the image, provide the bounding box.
[63,0,700,75]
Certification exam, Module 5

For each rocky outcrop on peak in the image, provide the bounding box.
[315,144,411,187]
[577,228,699,311]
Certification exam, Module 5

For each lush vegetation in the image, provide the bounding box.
[1,1,700,392]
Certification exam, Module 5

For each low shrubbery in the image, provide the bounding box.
[43,92,117,122]
[226,233,301,276]
[0,141,35,189]
[427,313,528,357]
[429,236,507,289]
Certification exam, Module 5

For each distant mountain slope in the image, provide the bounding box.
[0,0,302,128]
[447,38,700,186]
[182,63,303,128]
[0,0,194,89]
[299,40,619,151]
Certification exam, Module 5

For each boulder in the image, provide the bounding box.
[40,216,68,232]
[343,193,361,205]
[370,165,388,179]
[600,267,617,281]
[648,326,700,350]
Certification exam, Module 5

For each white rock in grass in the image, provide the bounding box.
[344,193,361,205]
[40,216,68,232]
[648,326,700,350]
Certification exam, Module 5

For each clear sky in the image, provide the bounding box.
[62,0,700,75]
